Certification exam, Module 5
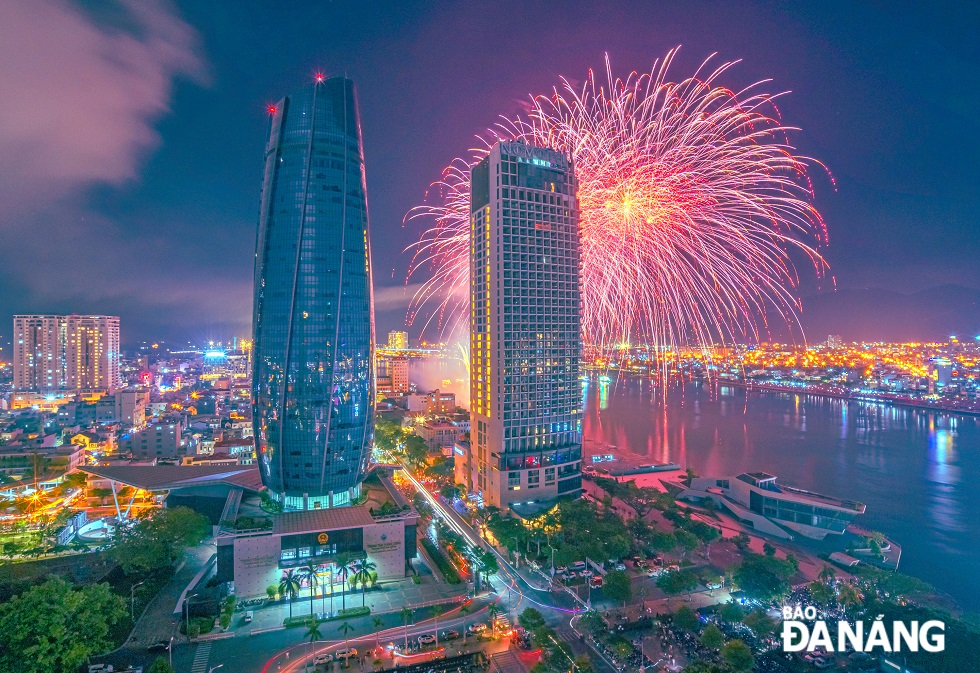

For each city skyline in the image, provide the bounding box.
[0,1,978,349]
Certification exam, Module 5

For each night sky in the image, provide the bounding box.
[1,0,978,350]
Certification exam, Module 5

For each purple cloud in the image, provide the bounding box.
[0,0,206,208]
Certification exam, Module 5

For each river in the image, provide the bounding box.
[581,376,980,611]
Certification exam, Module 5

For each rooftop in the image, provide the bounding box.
[272,505,377,535]
[79,464,263,492]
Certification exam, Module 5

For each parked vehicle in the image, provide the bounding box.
[89,666,113,673]
[334,648,358,660]
[440,629,460,641]
[590,576,604,588]
[314,654,331,665]
[243,610,253,623]
[467,623,488,634]
[417,634,436,645]
[615,563,626,571]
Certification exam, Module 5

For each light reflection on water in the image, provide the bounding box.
[581,377,980,610]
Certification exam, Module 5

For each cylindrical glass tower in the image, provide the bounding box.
[252,76,376,510]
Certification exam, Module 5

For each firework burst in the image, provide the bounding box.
[406,49,830,352]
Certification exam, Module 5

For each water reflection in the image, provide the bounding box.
[581,377,980,609]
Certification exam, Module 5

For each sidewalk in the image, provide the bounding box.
[236,573,469,635]
[126,542,216,648]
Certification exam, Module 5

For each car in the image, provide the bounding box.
[556,566,568,573]
[590,576,604,587]
[666,564,680,572]
[647,569,663,578]
[89,666,113,673]
[615,563,626,571]
[570,561,586,571]
[243,610,254,623]
[417,634,436,645]
[441,629,460,641]
[334,648,358,660]
[147,641,170,652]
[580,570,593,577]
[706,582,723,590]
[467,623,488,634]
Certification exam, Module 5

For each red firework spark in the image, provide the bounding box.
[406,49,831,351]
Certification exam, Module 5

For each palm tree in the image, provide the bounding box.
[305,617,322,661]
[487,602,501,637]
[279,569,301,619]
[356,560,378,607]
[818,564,836,583]
[837,584,862,613]
[337,556,358,612]
[400,606,412,651]
[458,601,471,645]
[372,616,385,651]
[297,560,321,617]
[337,621,355,668]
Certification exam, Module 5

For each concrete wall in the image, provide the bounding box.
[232,533,282,597]
[363,519,409,579]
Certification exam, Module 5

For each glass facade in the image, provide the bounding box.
[748,491,852,533]
[252,76,376,508]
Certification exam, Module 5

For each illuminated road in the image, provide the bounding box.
[259,600,491,673]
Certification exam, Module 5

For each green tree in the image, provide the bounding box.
[400,606,413,650]
[674,530,700,559]
[743,608,778,638]
[809,580,835,605]
[573,655,593,673]
[658,569,698,604]
[488,602,501,636]
[673,604,699,631]
[700,623,725,650]
[266,584,279,600]
[479,549,499,585]
[649,531,677,553]
[111,506,209,574]
[403,434,429,472]
[731,532,751,551]
[603,570,632,606]
[732,553,796,602]
[519,607,546,632]
[354,560,378,607]
[296,560,321,617]
[718,600,744,623]
[838,584,863,612]
[147,657,176,673]
[762,542,777,557]
[721,639,754,671]
[337,621,355,667]
[279,569,301,618]
[0,578,126,673]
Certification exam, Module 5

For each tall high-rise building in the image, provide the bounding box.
[252,75,376,511]
[13,314,119,393]
[459,141,582,509]
[387,330,409,350]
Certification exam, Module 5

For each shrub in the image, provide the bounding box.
[419,537,461,584]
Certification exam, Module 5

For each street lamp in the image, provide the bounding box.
[130,580,146,620]
[184,593,198,636]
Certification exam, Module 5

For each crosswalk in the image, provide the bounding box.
[190,642,212,673]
